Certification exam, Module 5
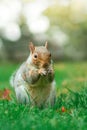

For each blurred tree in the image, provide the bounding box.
[1,0,87,61]
[43,1,87,60]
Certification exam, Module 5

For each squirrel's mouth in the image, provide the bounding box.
[38,63,50,70]
[32,58,50,69]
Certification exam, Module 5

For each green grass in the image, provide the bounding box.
[0,61,87,130]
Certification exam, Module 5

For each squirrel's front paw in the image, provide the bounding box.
[38,68,47,76]
[47,69,53,74]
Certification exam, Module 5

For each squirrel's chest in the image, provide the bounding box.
[30,76,49,88]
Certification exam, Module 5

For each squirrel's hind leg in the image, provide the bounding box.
[15,85,30,104]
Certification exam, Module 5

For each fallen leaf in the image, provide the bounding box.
[0,88,11,101]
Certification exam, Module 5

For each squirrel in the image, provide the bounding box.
[10,42,56,108]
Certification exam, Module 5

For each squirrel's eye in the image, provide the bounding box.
[34,54,38,58]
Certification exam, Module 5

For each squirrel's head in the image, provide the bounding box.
[29,42,51,69]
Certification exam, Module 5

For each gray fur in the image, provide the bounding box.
[10,55,56,107]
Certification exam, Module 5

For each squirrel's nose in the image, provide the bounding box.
[43,63,48,68]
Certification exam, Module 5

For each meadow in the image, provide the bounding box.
[0,62,87,130]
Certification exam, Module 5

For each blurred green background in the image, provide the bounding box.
[0,0,87,62]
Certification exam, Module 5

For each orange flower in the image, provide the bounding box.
[61,106,66,112]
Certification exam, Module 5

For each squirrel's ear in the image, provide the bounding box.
[45,41,48,49]
[29,42,35,53]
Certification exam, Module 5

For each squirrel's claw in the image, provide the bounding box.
[41,71,47,76]
[38,68,47,76]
